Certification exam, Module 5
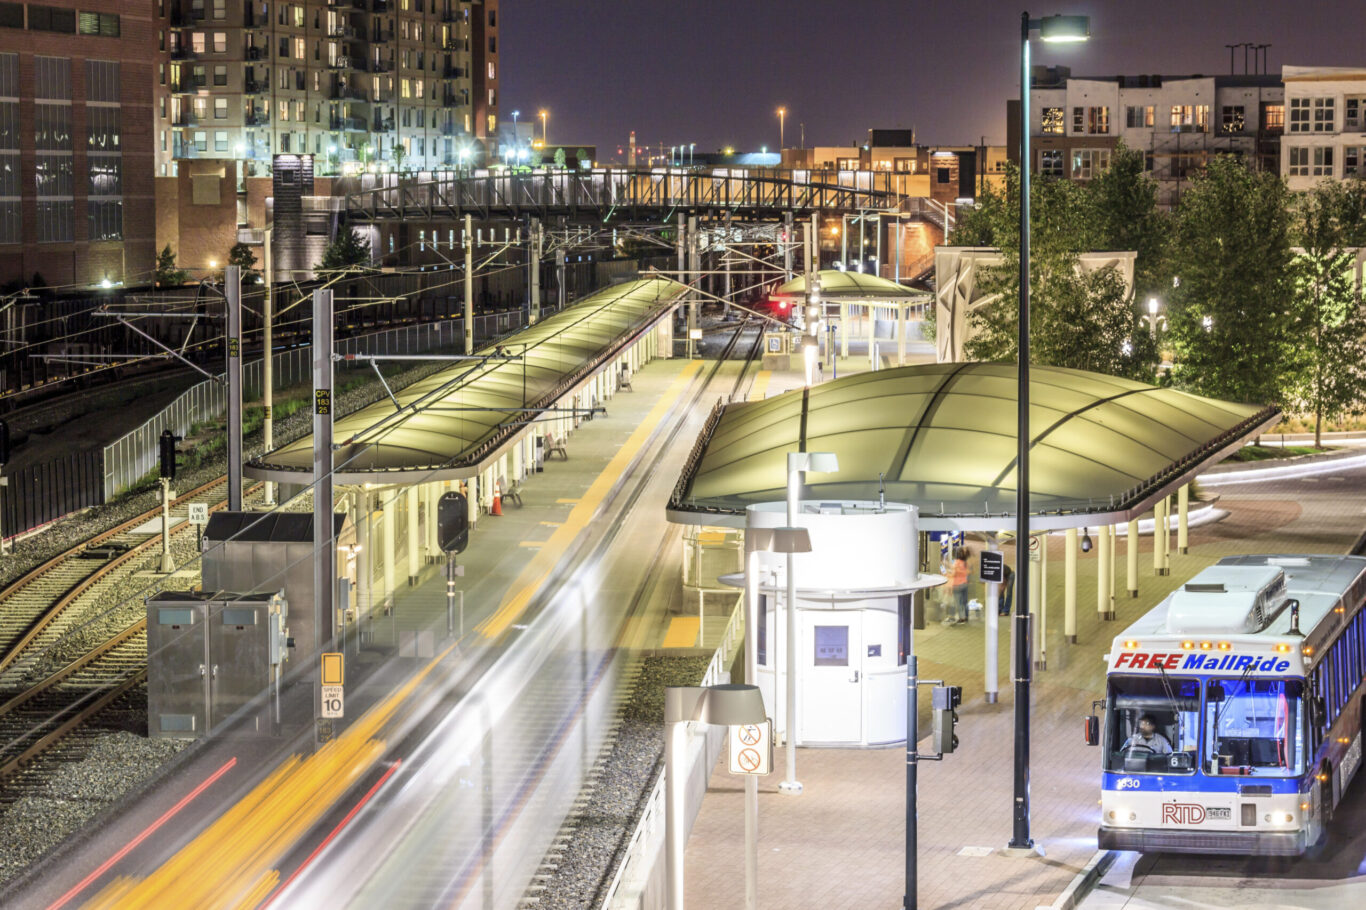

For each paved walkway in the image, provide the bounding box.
[684,459,1366,909]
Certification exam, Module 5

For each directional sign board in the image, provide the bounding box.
[728,719,773,776]
[979,550,1004,584]
[187,503,209,526]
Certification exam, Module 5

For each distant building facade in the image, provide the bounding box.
[0,1,157,288]
[1009,66,1284,207]
[1280,66,1366,190]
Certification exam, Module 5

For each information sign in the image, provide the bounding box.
[728,719,773,776]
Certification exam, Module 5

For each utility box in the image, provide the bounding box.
[146,590,289,740]
[201,511,351,657]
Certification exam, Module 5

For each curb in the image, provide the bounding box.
[1046,849,1118,910]
[1202,446,1362,475]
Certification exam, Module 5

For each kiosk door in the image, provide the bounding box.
[801,615,862,743]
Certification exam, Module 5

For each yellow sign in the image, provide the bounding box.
[321,652,344,686]
[228,338,239,357]
[315,389,331,415]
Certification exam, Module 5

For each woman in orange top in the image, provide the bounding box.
[950,547,970,624]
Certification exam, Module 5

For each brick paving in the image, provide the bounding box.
[684,467,1366,909]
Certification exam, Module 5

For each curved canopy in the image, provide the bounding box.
[248,276,685,484]
[772,269,927,302]
[668,362,1278,531]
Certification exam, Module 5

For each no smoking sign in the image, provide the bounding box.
[728,720,773,776]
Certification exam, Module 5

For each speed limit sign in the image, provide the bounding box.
[321,685,344,718]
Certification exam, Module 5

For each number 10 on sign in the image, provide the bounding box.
[728,719,773,776]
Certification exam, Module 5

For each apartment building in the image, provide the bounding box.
[157,0,498,177]
[1280,66,1366,190]
[1009,66,1284,207]
[0,1,157,288]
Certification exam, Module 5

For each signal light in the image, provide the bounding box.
[159,429,182,480]
[932,685,961,754]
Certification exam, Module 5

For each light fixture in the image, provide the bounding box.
[1148,297,1159,316]
[1080,529,1093,553]
[1038,14,1091,42]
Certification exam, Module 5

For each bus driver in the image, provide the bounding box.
[1123,714,1173,755]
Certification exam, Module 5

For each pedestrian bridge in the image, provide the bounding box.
[337,167,904,223]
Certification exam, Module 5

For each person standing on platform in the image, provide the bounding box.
[999,562,1015,616]
[947,547,970,625]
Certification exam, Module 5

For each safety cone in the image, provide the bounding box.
[491,481,503,516]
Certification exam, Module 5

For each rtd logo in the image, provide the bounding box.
[1162,803,1206,825]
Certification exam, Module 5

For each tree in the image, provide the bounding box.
[957,163,1159,381]
[391,141,407,173]
[155,244,189,288]
[227,241,260,285]
[576,148,590,168]
[1085,142,1173,298]
[316,225,372,276]
[1166,155,1296,408]
[1288,181,1366,446]
[553,147,567,169]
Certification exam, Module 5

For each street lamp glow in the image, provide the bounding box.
[1148,297,1159,316]
[538,109,548,145]
[1039,14,1091,42]
[776,106,787,149]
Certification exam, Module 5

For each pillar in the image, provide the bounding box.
[530,218,542,324]
[1161,496,1172,575]
[381,491,396,608]
[840,302,849,358]
[355,491,372,616]
[1064,527,1078,644]
[896,305,906,366]
[1177,484,1190,554]
[867,305,876,371]
[426,482,440,563]
[1126,519,1139,599]
[464,214,474,355]
[1152,500,1164,577]
[467,475,477,527]
[406,485,420,585]
[1098,524,1114,621]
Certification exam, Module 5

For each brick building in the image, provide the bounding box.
[0,1,158,288]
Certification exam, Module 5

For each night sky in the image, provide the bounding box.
[501,1,1366,158]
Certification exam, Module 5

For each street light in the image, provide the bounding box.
[665,684,768,910]
[776,107,786,149]
[1141,297,1167,339]
[781,451,837,795]
[539,109,548,146]
[1012,9,1090,858]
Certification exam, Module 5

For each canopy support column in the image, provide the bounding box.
[867,305,876,371]
[1177,484,1189,554]
[897,304,906,366]
[464,214,474,355]
[381,491,396,608]
[1064,527,1077,644]
[1098,524,1114,621]
[407,485,420,586]
[1160,496,1172,575]
[1126,519,1138,600]
[1152,500,1164,577]
[840,302,849,358]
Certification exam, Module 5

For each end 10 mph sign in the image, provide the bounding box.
[728,719,773,776]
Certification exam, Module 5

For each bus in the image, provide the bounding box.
[1086,554,1366,855]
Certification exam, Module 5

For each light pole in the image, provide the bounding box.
[689,142,695,166]
[776,107,786,150]
[1141,296,1167,339]
[1012,10,1089,856]
[510,109,520,160]
[539,109,548,146]
[780,451,837,795]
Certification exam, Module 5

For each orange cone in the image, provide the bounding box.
[491,481,503,516]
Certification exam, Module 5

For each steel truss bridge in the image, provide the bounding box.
[338,167,905,223]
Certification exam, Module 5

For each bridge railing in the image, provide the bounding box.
[341,167,903,220]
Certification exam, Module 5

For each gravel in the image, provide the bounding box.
[533,654,712,910]
[0,731,189,884]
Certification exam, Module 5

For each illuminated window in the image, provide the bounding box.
[1087,106,1109,134]
[192,32,205,53]
[213,31,226,53]
[1041,107,1063,134]
[1263,104,1284,131]
[1220,105,1245,134]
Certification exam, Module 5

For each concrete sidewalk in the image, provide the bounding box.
[684,461,1366,909]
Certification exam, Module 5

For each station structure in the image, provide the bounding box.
[245,276,686,633]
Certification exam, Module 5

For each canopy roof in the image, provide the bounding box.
[772,269,928,302]
[248,276,685,484]
[668,362,1278,531]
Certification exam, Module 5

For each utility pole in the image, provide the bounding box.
[263,229,275,506]
[464,213,474,355]
[530,218,542,325]
[313,288,335,654]
[225,265,242,511]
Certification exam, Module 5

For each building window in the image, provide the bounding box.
[487,61,495,80]
[1039,148,1064,177]
[1125,105,1153,128]
[214,129,228,151]
[1087,106,1109,134]
[1072,106,1083,133]
[1263,104,1285,132]
[194,130,207,152]
[1288,146,1309,176]
[1290,97,1311,133]
[77,11,120,36]
[1346,98,1364,132]
[1314,98,1336,132]
[193,65,206,87]
[1312,146,1334,176]
[1041,106,1063,134]
[1220,106,1245,134]
[212,0,225,19]
[213,32,226,53]
[214,98,227,119]
[1345,146,1366,178]
[894,157,915,173]
[0,3,21,29]
[836,157,858,170]
[27,5,76,33]
[1072,148,1110,179]
[34,104,71,149]
[86,105,120,150]
[192,32,205,53]
[214,64,227,86]
[35,201,72,242]
[35,55,71,100]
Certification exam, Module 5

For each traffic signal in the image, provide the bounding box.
[159,429,181,480]
[932,684,961,754]
[437,491,470,554]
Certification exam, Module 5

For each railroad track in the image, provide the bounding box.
[0,476,257,787]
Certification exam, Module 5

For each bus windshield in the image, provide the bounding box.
[1104,675,1200,774]
[1204,677,1305,777]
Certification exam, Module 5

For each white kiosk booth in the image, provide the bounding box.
[723,500,941,748]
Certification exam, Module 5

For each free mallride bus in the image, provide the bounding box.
[1086,554,1366,855]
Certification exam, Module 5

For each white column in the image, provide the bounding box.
[1028,537,1043,670]
[839,302,849,359]
[426,482,440,562]
[1177,484,1190,554]
[356,491,372,616]
[896,304,906,366]
[406,485,420,585]
[1126,518,1139,599]
[1098,524,1113,621]
[1152,500,1164,577]
[1064,527,1077,643]
[984,538,1000,705]
[867,305,876,371]
[381,491,396,608]
[1161,496,1172,575]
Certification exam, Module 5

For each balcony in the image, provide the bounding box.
[170,46,196,61]
[442,65,465,79]
[244,79,267,94]
[439,121,457,136]
[171,79,202,94]
[440,9,459,22]
[371,28,394,43]
[441,93,460,108]
[329,83,363,101]
[367,58,393,74]
[373,116,395,132]
[330,116,367,132]
[245,46,263,60]
[172,112,198,127]
[246,112,270,126]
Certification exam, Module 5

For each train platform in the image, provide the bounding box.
[683,458,1366,910]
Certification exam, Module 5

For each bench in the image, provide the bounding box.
[503,477,524,507]
[545,434,568,460]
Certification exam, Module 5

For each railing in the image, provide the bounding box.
[600,595,745,909]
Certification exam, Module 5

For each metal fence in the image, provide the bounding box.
[2,450,103,542]
[101,307,551,500]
